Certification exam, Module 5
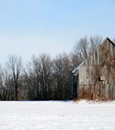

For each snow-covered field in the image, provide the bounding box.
[0,100,115,130]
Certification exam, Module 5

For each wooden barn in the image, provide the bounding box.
[72,38,115,100]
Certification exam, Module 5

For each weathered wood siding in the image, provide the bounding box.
[78,38,115,99]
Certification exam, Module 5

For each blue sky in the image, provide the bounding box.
[0,0,115,63]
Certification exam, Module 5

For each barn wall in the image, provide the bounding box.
[78,39,115,99]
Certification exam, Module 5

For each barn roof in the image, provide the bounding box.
[72,37,115,75]
[72,61,84,75]
[106,37,115,46]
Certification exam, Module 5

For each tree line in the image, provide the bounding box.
[0,35,103,100]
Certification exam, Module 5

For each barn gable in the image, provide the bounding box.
[72,38,115,100]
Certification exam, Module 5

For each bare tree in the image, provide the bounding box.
[6,55,23,100]
[24,53,53,100]
[77,36,89,59]
[89,35,102,54]
[72,35,102,67]
[72,36,89,68]
[53,53,72,99]
[34,53,53,99]
[0,64,6,100]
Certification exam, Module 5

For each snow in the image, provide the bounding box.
[0,100,115,130]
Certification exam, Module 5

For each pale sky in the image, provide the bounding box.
[0,0,115,63]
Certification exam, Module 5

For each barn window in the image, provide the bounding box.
[95,51,97,65]
[98,76,105,81]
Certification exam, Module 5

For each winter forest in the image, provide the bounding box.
[0,36,112,100]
